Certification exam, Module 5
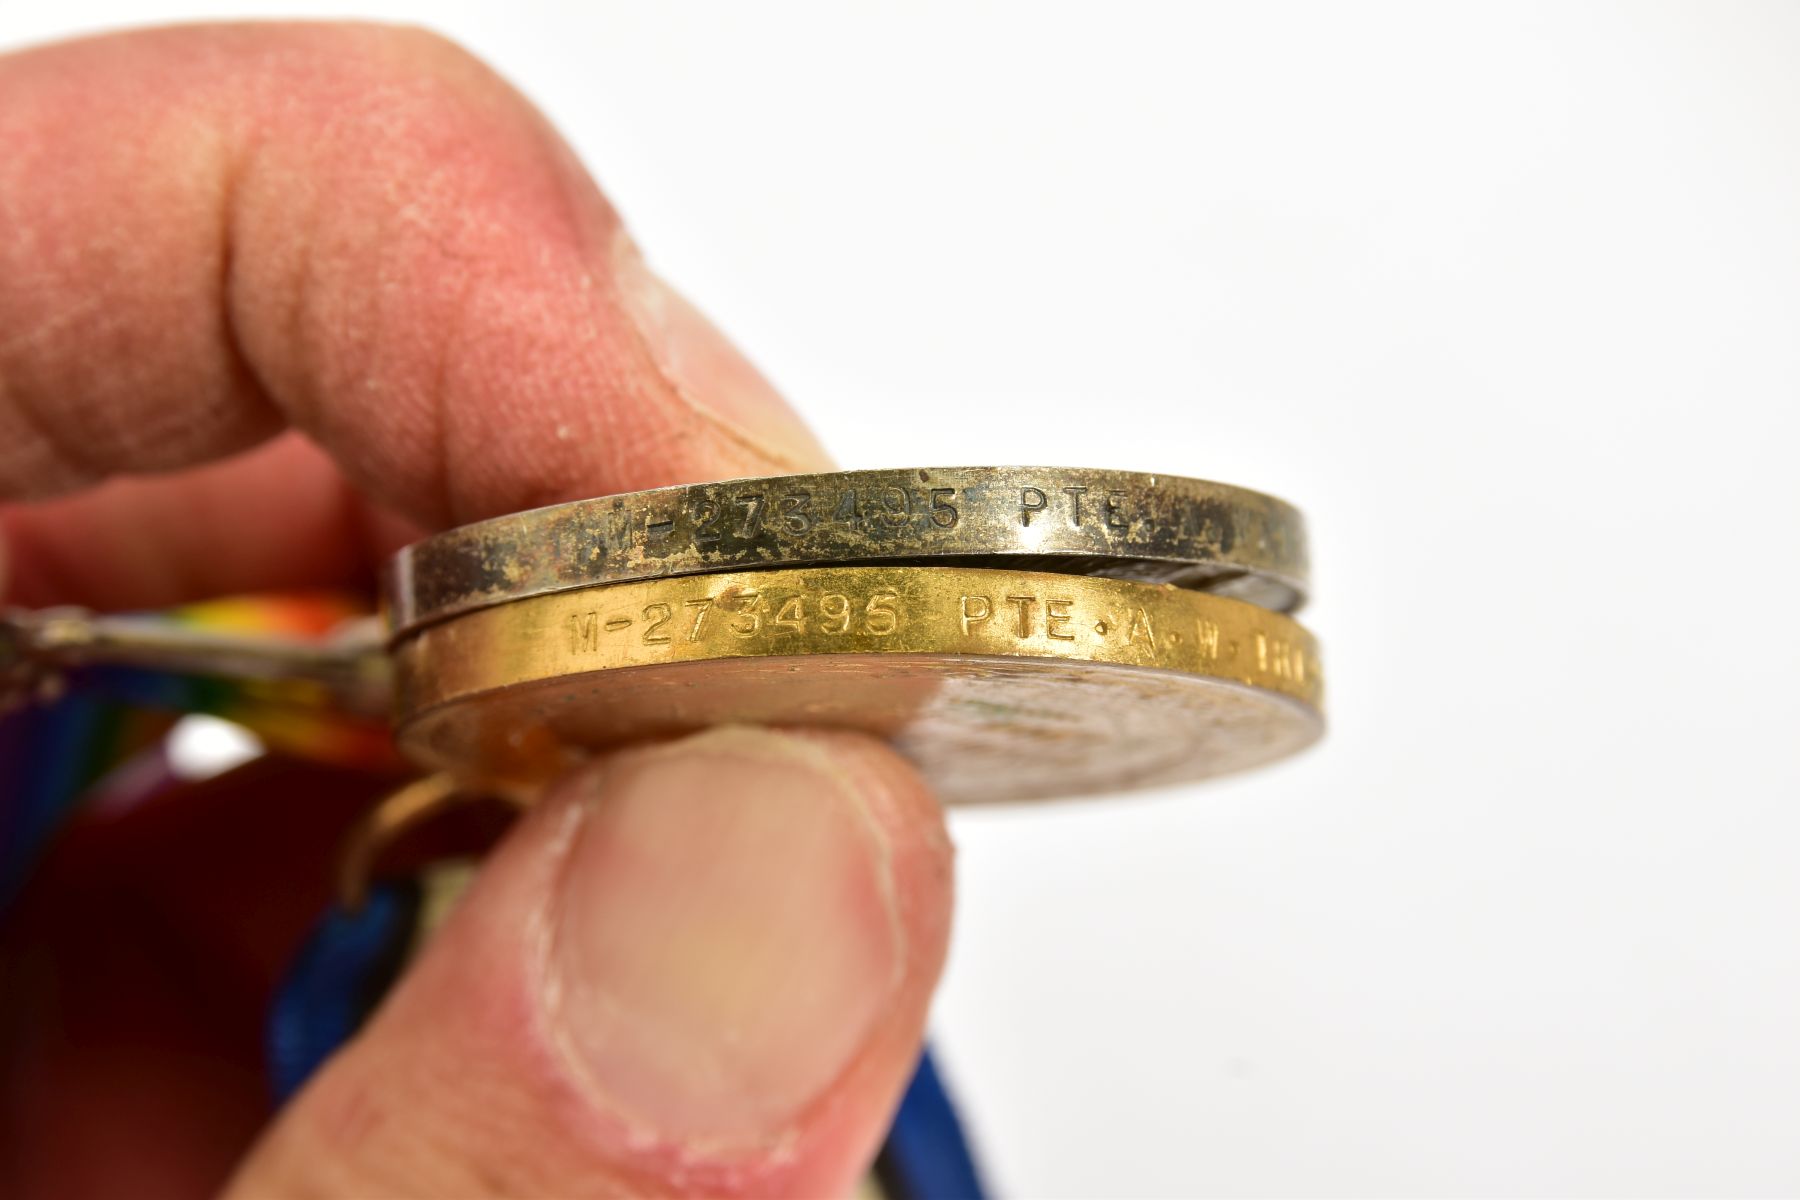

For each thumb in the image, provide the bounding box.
[226,728,955,1198]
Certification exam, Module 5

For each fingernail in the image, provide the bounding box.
[612,234,832,473]
[548,728,902,1146]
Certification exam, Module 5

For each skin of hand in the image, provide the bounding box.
[0,23,955,1200]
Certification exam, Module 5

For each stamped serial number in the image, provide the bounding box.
[567,587,902,652]
[649,485,961,548]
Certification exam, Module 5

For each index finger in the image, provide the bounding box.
[0,22,827,605]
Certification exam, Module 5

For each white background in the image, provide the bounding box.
[8,4,1800,1195]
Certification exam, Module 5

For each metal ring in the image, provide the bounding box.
[336,773,530,910]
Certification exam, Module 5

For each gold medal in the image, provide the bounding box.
[391,564,1322,803]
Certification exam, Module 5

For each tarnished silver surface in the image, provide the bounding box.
[384,466,1309,638]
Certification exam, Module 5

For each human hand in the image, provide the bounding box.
[0,23,954,1198]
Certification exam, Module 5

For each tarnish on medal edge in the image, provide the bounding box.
[383,467,1311,637]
